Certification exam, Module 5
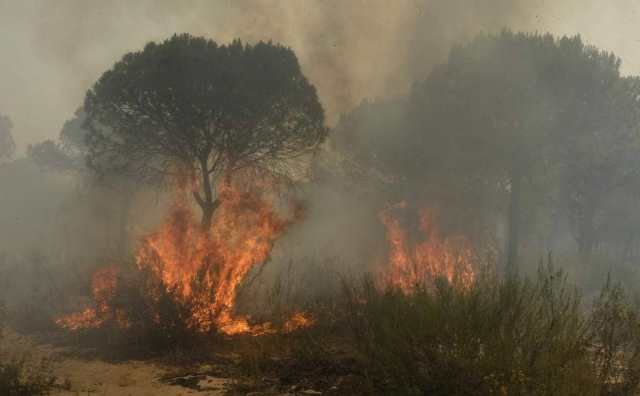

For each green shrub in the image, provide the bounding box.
[344,262,640,395]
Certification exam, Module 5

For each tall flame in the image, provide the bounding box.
[136,180,293,333]
[57,178,313,335]
[379,202,475,292]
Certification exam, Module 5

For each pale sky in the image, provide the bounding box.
[1,0,640,153]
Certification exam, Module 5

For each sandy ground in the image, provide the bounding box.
[0,330,231,395]
[53,359,229,395]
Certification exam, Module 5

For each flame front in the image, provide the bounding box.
[55,266,123,330]
[379,202,475,292]
[136,180,292,333]
[57,179,313,335]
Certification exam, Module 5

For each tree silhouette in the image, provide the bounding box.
[85,34,328,228]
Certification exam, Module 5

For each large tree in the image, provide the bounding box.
[29,108,138,259]
[556,75,640,257]
[405,31,639,272]
[84,34,327,228]
[413,32,566,274]
[0,114,15,164]
[333,32,640,270]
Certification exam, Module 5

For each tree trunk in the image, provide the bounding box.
[117,186,134,259]
[197,157,218,231]
[505,166,522,278]
[201,202,216,230]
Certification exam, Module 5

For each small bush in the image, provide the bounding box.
[112,268,201,353]
[1,299,56,395]
[65,266,208,358]
[0,357,56,396]
[589,277,640,395]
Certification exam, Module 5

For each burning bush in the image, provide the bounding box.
[378,202,476,292]
[55,179,314,352]
[109,267,202,353]
[134,180,296,335]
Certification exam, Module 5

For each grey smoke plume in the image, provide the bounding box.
[2,0,640,152]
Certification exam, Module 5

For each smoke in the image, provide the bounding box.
[2,0,640,306]
[2,0,640,152]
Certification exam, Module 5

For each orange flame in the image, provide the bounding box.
[379,202,475,292]
[57,178,313,336]
[56,266,125,330]
[136,180,293,334]
[282,311,316,333]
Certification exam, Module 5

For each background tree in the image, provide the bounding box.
[0,114,15,164]
[29,108,89,172]
[412,32,567,274]
[336,31,640,273]
[28,108,137,259]
[408,31,640,272]
[554,74,640,258]
[334,96,506,244]
[84,34,328,229]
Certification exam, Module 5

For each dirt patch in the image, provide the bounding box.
[0,330,231,395]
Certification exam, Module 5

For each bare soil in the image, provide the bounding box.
[1,330,232,395]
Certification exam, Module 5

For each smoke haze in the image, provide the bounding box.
[2,0,640,153]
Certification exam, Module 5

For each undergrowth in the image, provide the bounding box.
[341,263,640,395]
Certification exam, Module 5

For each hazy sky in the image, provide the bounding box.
[1,0,640,153]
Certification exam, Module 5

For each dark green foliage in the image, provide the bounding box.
[84,33,328,227]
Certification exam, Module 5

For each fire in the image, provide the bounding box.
[57,178,313,335]
[282,311,316,333]
[379,202,475,292]
[56,266,124,330]
[136,179,295,334]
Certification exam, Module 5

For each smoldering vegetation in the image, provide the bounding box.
[3,3,640,396]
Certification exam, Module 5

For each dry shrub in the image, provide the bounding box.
[0,300,56,395]
[0,357,56,396]
[67,265,208,358]
[590,278,640,395]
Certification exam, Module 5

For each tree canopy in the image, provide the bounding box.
[336,30,640,270]
[84,33,328,227]
[29,108,88,172]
